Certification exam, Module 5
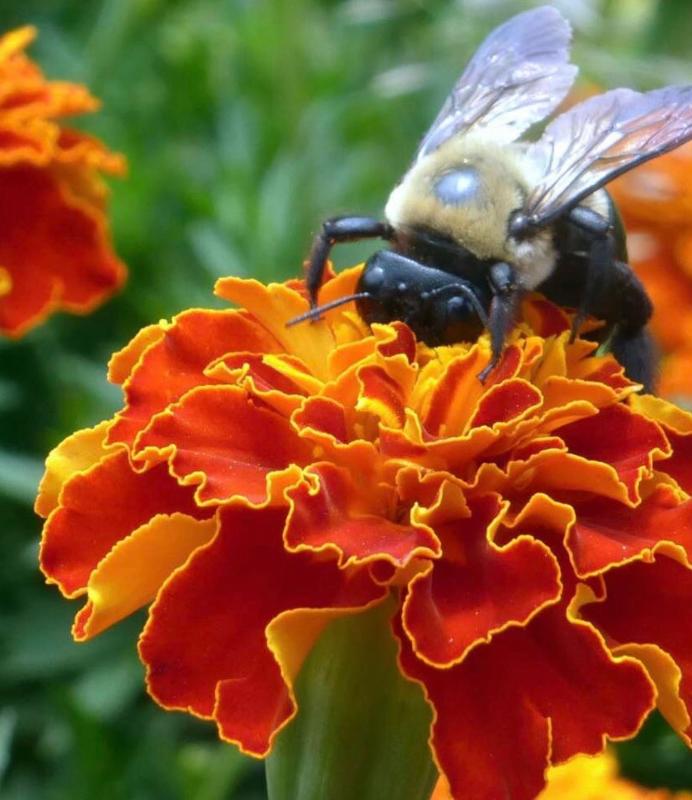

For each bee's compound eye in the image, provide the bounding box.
[359,263,386,293]
[434,166,482,207]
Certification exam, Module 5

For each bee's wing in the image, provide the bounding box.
[524,86,692,225]
[416,5,577,159]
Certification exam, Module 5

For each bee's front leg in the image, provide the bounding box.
[478,261,521,382]
[305,216,394,307]
[565,205,614,342]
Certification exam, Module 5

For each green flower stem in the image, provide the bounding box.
[265,597,437,800]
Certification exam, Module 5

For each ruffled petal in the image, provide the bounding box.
[285,462,440,567]
[134,385,312,505]
[423,349,488,437]
[73,512,217,639]
[215,276,335,379]
[40,451,210,597]
[109,309,281,446]
[107,324,166,385]
[397,606,655,800]
[567,486,692,577]
[139,504,384,755]
[582,551,692,742]
[628,396,692,494]
[468,379,542,430]
[291,395,381,476]
[557,404,669,503]
[403,492,562,666]
[0,165,124,336]
[356,364,407,428]
[35,420,117,517]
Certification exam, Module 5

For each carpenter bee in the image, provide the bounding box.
[288,5,692,391]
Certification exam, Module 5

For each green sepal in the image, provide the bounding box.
[265,597,437,800]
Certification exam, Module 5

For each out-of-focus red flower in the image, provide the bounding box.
[433,751,692,800]
[0,26,125,337]
[610,143,692,401]
[37,265,692,799]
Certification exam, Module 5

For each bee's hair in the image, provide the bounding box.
[385,138,528,261]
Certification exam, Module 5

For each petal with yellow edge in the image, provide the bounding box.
[284,462,440,568]
[133,384,312,506]
[402,492,562,667]
[397,605,655,800]
[40,451,210,597]
[567,486,692,578]
[557,404,669,503]
[582,551,692,743]
[35,419,118,517]
[74,512,217,640]
[139,504,385,755]
[109,308,281,447]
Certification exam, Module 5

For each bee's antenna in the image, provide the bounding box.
[286,292,372,327]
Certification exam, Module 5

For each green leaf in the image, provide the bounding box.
[266,598,436,800]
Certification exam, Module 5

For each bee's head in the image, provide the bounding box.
[355,250,488,346]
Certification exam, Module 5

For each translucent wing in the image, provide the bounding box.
[524,85,692,225]
[416,5,577,159]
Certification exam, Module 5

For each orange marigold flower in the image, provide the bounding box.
[433,751,692,800]
[0,26,125,337]
[37,265,692,799]
[610,143,692,401]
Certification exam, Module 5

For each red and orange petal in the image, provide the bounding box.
[284,461,440,568]
[107,309,282,446]
[40,448,213,598]
[36,270,692,797]
[398,605,655,800]
[581,551,692,743]
[0,26,125,337]
[72,512,218,641]
[402,491,562,667]
[132,384,313,506]
[139,504,385,755]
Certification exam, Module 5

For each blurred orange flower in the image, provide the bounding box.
[611,143,692,402]
[433,751,692,799]
[37,266,692,799]
[0,26,125,337]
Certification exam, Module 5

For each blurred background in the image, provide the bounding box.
[0,1,691,798]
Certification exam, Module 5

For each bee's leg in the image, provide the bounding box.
[609,325,658,393]
[306,217,394,307]
[566,207,656,389]
[478,262,521,382]
[424,283,490,327]
[604,260,656,391]
[565,206,613,341]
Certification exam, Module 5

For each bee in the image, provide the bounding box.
[288,5,692,391]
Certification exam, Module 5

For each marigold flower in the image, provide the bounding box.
[610,143,692,401]
[433,751,692,800]
[38,265,692,799]
[0,26,125,337]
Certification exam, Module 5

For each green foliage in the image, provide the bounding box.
[267,600,436,800]
[0,1,691,797]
